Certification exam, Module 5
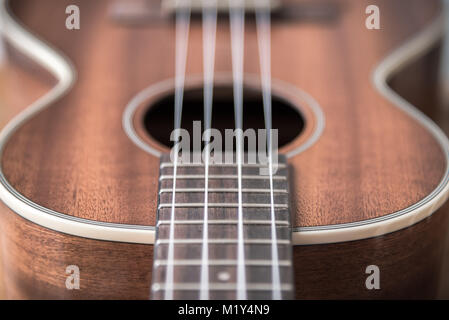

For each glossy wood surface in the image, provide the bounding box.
[0,0,446,229]
[0,39,445,298]
[387,43,449,299]
[0,199,447,299]
[0,39,57,300]
[1,0,449,300]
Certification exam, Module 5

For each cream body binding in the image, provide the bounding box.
[0,0,448,245]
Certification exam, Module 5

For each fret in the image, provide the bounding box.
[157,224,290,238]
[159,192,288,205]
[160,162,287,169]
[152,283,293,292]
[152,290,289,300]
[152,290,290,300]
[159,188,288,194]
[159,174,287,181]
[157,219,289,226]
[160,166,288,176]
[157,202,289,209]
[154,243,293,261]
[154,259,292,267]
[152,265,293,284]
[155,239,291,245]
[160,179,288,189]
[156,225,290,241]
[157,207,290,221]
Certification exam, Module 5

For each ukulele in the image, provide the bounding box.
[0,0,448,299]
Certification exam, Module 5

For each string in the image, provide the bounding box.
[255,0,282,299]
[229,0,247,300]
[200,0,217,300]
[165,0,191,300]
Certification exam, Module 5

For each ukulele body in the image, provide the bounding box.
[0,0,448,299]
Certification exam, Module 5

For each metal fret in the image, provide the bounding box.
[158,203,288,209]
[160,162,287,169]
[157,209,291,225]
[152,283,293,292]
[155,239,291,245]
[159,188,288,194]
[159,174,287,181]
[157,219,289,226]
[154,259,292,267]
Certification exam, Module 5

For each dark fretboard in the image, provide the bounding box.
[151,154,294,299]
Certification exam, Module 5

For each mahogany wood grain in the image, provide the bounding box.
[1,0,449,300]
[0,199,447,299]
[0,203,153,299]
[387,43,449,298]
[0,42,57,300]
[0,0,446,228]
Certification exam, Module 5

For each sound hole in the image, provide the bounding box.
[143,85,305,149]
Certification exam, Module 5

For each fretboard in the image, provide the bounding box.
[151,154,294,299]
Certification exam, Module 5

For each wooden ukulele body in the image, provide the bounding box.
[0,0,448,299]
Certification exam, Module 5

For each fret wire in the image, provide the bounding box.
[152,283,293,291]
[155,239,291,245]
[159,188,288,194]
[157,219,289,226]
[154,259,292,267]
[158,203,289,209]
[159,174,287,181]
[160,162,287,169]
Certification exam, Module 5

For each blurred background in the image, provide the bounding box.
[0,8,58,298]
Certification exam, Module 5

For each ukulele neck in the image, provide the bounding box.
[151,154,294,299]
